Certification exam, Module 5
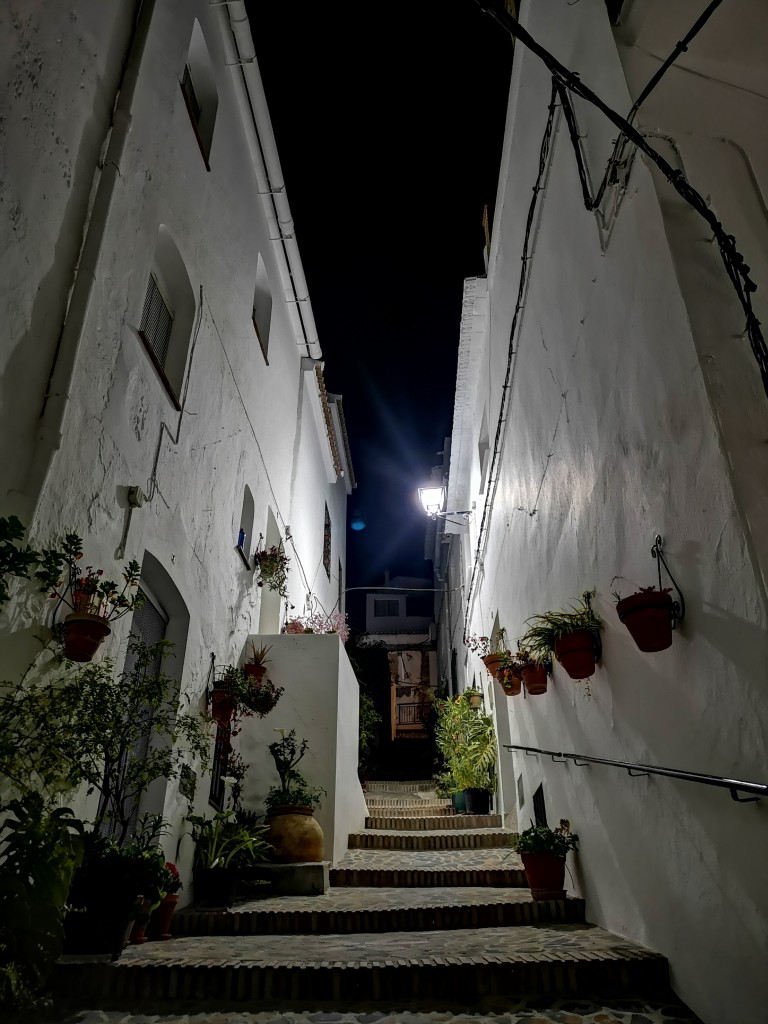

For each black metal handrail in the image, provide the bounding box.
[503,743,766,803]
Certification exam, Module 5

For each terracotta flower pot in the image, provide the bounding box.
[268,805,324,863]
[467,691,483,708]
[521,852,566,901]
[497,668,521,696]
[481,653,506,676]
[554,630,597,679]
[243,664,267,680]
[129,898,153,944]
[617,590,674,652]
[210,687,236,726]
[62,612,111,662]
[147,892,180,940]
[521,664,548,695]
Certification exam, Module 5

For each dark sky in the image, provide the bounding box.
[248,2,512,598]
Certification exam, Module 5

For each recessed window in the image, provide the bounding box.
[252,254,272,360]
[374,599,399,617]
[237,486,254,569]
[533,783,548,827]
[181,20,218,168]
[138,226,195,406]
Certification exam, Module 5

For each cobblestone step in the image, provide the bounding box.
[366,813,501,830]
[173,889,585,936]
[330,866,526,887]
[348,828,512,850]
[54,924,670,1010]
[363,780,434,793]
[364,804,454,816]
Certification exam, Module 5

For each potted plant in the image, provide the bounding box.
[187,808,271,907]
[512,648,549,696]
[265,730,326,863]
[508,819,579,901]
[35,531,144,661]
[146,862,182,940]
[125,816,175,945]
[434,695,496,815]
[243,641,271,679]
[463,686,484,709]
[465,630,509,676]
[519,593,602,680]
[496,652,524,696]
[615,586,675,652]
[253,545,290,598]
[209,665,249,727]
[283,611,350,644]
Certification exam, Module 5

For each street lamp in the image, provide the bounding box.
[417,485,472,521]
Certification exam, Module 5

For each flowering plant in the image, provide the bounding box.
[464,628,507,658]
[509,819,579,857]
[163,861,182,894]
[253,546,290,598]
[35,531,143,622]
[283,610,349,644]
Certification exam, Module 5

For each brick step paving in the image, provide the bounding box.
[364,795,450,806]
[364,804,455,817]
[366,813,501,831]
[173,888,585,936]
[332,846,524,888]
[363,781,435,793]
[348,828,512,850]
[54,924,671,1010]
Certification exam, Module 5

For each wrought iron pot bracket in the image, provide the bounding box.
[651,534,685,628]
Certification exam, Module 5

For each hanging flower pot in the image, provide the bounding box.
[554,630,597,679]
[481,653,506,676]
[617,589,674,652]
[521,664,548,695]
[62,612,111,662]
[210,686,236,726]
[243,664,267,681]
[466,689,483,708]
[496,668,521,696]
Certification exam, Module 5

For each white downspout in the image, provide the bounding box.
[216,2,322,360]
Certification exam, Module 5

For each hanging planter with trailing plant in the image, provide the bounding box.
[519,592,603,682]
[465,629,510,676]
[520,652,549,696]
[253,544,290,598]
[616,587,675,651]
[35,531,144,662]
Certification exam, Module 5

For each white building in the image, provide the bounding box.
[0,1,365,869]
[438,2,768,1022]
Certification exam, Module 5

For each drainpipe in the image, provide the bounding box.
[31,0,156,517]
[216,1,322,360]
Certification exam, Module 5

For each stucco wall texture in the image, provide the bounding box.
[444,2,768,1023]
[0,1,357,878]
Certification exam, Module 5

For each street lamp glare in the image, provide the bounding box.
[418,485,446,516]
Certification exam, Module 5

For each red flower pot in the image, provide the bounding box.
[617,590,674,652]
[481,653,506,676]
[129,898,153,944]
[521,852,567,901]
[243,664,267,680]
[210,687,236,726]
[62,613,111,662]
[554,630,597,679]
[521,664,548,695]
[147,893,180,940]
[496,668,521,696]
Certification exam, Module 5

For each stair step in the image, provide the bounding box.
[366,813,501,830]
[173,889,586,935]
[55,924,670,1009]
[364,803,454,816]
[349,828,512,850]
[365,795,448,807]
[331,866,526,887]
[363,780,434,792]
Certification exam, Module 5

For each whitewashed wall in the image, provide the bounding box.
[238,633,367,864]
[443,2,768,1021]
[0,0,351,874]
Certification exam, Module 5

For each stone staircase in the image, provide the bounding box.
[55,781,700,1022]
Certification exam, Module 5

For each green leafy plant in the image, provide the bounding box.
[0,794,84,1011]
[464,627,508,658]
[253,545,290,598]
[0,636,210,841]
[434,693,497,793]
[186,809,271,870]
[358,690,381,772]
[518,593,602,665]
[35,530,143,622]
[266,729,325,811]
[245,642,272,667]
[508,819,579,857]
[0,516,42,609]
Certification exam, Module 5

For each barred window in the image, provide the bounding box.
[374,599,399,617]
[181,65,201,125]
[323,503,331,579]
[139,274,174,369]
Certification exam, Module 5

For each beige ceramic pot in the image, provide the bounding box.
[268,805,324,863]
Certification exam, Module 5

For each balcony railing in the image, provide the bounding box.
[504,743,766,803]
[396,702,430,726]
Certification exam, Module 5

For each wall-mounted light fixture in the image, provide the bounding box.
[350,510,367,532]
[417,485,472,521]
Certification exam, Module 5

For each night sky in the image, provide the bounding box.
[248,2,512,607]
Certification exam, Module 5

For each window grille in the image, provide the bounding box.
[209,723,231,810]
[140,273,174,368]
[533,783,548,827]
[517,773,525,809]
[322,503,332,578]
[181,64,201,124]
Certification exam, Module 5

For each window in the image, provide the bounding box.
[209,723,230,810]
[237,486,254,569]
[181,20,218,167]
[137,226,195,405]
[322,503,331,579]
[374,598,399,617]
[140,274,173,368]
[478,405,490,494]
[252,254,272,360]
[517,773,525,809]
[533,783,548,827]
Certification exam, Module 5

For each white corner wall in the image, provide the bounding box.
[238,633,367,864]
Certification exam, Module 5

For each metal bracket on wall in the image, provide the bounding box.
[730,788,760,804]
[550,755,568,764]
[651,534,686,628]
[627,768,650,778]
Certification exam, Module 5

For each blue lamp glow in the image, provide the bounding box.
[350,510,367,531]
